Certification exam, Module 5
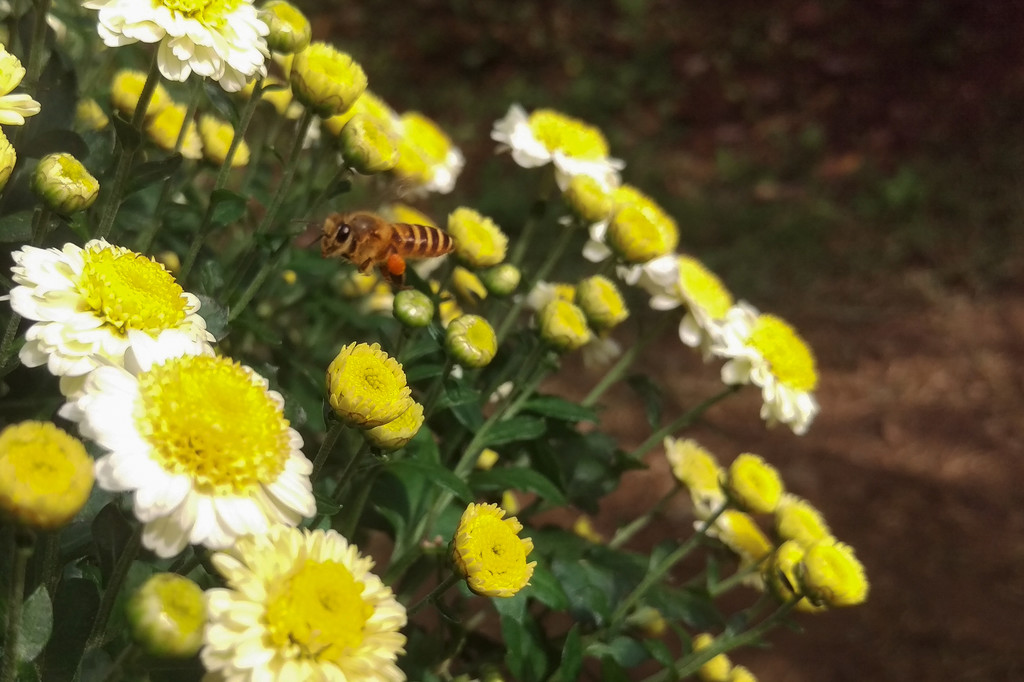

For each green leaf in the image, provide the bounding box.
[479,416,546,447]
[520,395,598,422]
[92,502,134,582]
[405,363,445,382]
[644,639,675,668]
[126,153,183,195]
[524,563,569,611]
[195,294,229,340]
[587,636,648,668]
[110,113,141,149]
[203,80,239,124]
[18,586,52,663]
[0,211,33,242]
[208,188,247,226]
[627,373,663,428]
[469,467,566,506]
[18,129,89,161]
[38,578,98,681]
[437,382,479,409]
[492,589,527,622]
[500,614,549,682]
[551,625,582,682]
[386,459,471,503]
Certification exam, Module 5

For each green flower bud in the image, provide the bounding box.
[291,42,367,118]
[480,263,521,297]
[393,289,434,327]
[126,573,205,658]
[537,299,592,352]
[339,112,399,174]
[724,453,784,514]
[259,0,311,54]
[564,174,613,223]
[0,129,14,192]
[446,314,497,368]
[575,275,628,330]
[31,153,99,214]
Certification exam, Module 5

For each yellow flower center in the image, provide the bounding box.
[265,559,372,660]
[159,0,240,26]
[459,513,531,593]
[678,256,733,319]
[747,315,818,392]
[528,109,610,160]
[135,356,291,495]
[152,576,206,636]
[401,112,453,162]
[607,188,678,263]
[78,244,188,337]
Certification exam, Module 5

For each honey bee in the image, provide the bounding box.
[320,211,455,286]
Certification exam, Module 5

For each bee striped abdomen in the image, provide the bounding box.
[393,223,454,259]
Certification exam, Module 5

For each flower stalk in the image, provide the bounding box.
[1,531,33,682]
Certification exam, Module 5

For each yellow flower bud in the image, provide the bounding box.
[198,114,249,167]
[476,448,499,471]
[724,453,783,514]
[446,314,497,368]
[259,0,311,54]
[145,103,202,159]
[339,112,400,174]
[291,42,367,118]
[364,401,424,451]
[452,503,535,598]
[499,490,519,515]
[693,633,732,682]
[0,129,14,192]
[75,98,108,131]
[607,185,678,263]
[774,494,832,548]
[572,515,604,544]
[798,540,869,608]
[155,251,181,276]
[728,665,758,682]
[326,342,413,428]
[110,69,171,119]
[564,173,613,223]
[538,299,592,352]
[0,421,93,529]
[480,263,521,297]
[393,289,434,327]
[31,153,99,214]
[333,270,378,298]
[575,275,628,331]
[126,573,205,658]
[626,606,667,639]
[446,207,508,267]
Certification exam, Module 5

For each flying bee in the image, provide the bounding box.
[320,211,455,287]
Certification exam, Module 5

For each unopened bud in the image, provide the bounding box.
[31,153,99,214]
[393,289,434,327]
[340,113,399,174]
[446,314,497,368]
[259,0,311,54]
[480,263,521,297]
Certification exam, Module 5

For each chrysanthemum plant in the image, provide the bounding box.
[0,4,866,681]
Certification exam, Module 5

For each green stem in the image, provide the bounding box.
[82,525,142,657]
[311,420,346,480]
[610,504,727,626]
[496,226,576,343]
[94,52,160,240]
[421,357,454,420]
[38,531,61,598]
[0,312,22,369]
[254,107,314,237]
[227,235,289,321]
[23,0,52,88]
[629,385,740,461]
[339,461,381,538]
[707,557,769,598]
[608,486,679,550]
[406,573,460,617]
[98,644,140,682]
[641,598,800,682]
[1,531,34,682]
[581,314,674,408]
[508,169,554,266]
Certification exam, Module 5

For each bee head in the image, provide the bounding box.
[321,213,354,259]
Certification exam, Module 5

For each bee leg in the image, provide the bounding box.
[381,254,407,288]
[358,259,375,273]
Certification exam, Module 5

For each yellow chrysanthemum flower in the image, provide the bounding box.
[145,103,203,159]
[9,240,213,379]
[259,0,310,54]
[475,448,500,471]
[0,43,41,125]
[84,0,269,93]
[724,453,784,514]
[75,98,109,131]
[564,173,614,223]
[0,421,93,529]
[710,510,773,569]
[728,665,758,682]
[526,281,576,313]
[326,342,413,428]
[244,75,293,116]
[605,185,679,264]
[60,347,316,557]
[452,503,536,598]
[537,299,592,352]
[572,515,604,544]
[491,104,623,189]
[499,490,520,516]
[714,302,820,434]
[198,114,250,168]
[110,69,172,120]
[127,573,206,658]
[324,90,399,138]
[364,401,424,451]
[31,153,99,215]
[445,207,507,267]
[798,539,869,608]
[774,494,832,548]
[382,202,437,228]
[203,526,407,681]
[693,633,732,682]
[575,275,629,331]
[0,128,16,192]
[338,112,400,174]
[291,42,367,118]
[393,111,464,195]
[664,437,726,519]
[446,314,497,368]
[762,540,826,613]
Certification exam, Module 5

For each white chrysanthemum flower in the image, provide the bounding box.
[713,302,820,435]
[82,0,269,93]
[581,334,622,369]
[635,254,735,359]
[203,526,407,682]
[58,342,316,558]
[0,43,41,125]
[392,111,464,195]
[491,104,623,190]
[8,240,213,381]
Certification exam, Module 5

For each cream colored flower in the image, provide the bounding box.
[0,128,14,191]
[0,43,41,125]
[392,111,464,195]
[290,42,367,117]
[204,526,406,681]
[59,341,316,558]
[713,302,820,435]
[447,207,507,267]
[8,240,213,380]
[83,0,269,92]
